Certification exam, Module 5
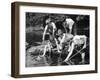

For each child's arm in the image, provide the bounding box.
[42,25,48,41]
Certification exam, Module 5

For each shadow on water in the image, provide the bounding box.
[26,30,43,46]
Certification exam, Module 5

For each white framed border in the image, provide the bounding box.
[19,5,96,75]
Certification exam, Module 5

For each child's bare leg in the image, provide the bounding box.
[42,45,47,57]
[81,52,85,63]
[64,42,75,62]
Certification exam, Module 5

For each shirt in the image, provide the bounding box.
[46,22,56,34]
[65,18,75,30]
